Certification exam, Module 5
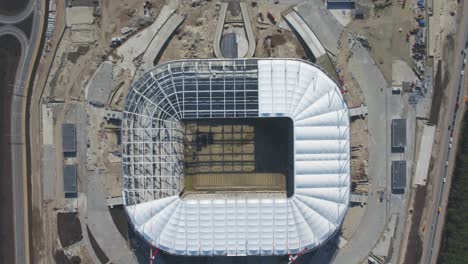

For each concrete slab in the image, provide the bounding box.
[214,3,228,58]
[42,145,56,201]
[329,9,353,27]
[350,193,368,204]
[391,60,418,86]
[106,196,123,208]
[138,13,186,74]
[239,2,256,58]
[283,11,327,59]
[333,43,388,264]
[413,123,436,186]
[85,61,113,107]
[294,0,343,57]
[42,105,54,145]
[116,5,176,75]
[372,214,398,258]
[87,170,137,263]
[349,104,368,117]
[65,7,95,27]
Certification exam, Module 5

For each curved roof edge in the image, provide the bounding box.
[121,58,350,256]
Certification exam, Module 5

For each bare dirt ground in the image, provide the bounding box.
[255,28,306,58]
[158,1,219,62]
[403,186,426,263]
[159,1,305,62]
[57,213,83,248]
[29,0,153,263]
[345,1,413,83]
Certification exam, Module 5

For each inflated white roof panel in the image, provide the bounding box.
[122,59,350,256]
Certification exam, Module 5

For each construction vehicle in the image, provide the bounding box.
[258,12,264,22]
[110,37,123,47]
[267,11,277,24]
[143,1,152,9]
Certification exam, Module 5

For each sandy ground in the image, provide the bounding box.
[29,0,152,263]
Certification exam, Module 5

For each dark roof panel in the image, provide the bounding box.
[63,164,77,194]
[62,123,76,153]
[392,160,406,193]
[391,119,406,150]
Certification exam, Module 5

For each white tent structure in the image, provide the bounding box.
[121,59,350,256]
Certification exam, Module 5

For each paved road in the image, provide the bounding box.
[332,43,389,263]
[0,24,28,264]
[0,0,42,263]
[0,0,35,24]
[420,2,468,262]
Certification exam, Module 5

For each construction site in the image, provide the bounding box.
[19,0,466,262]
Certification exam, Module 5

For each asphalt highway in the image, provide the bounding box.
[420,2,468,262]
[0,0,42,263]
[0,0,34,24]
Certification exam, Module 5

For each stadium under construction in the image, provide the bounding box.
[121,59,350,256]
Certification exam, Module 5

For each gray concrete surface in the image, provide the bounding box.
[387,90,417,263]
[283,11,327,59]
[115,5,175,76]
[372,214,397,258]
[65,103,88,193]
[42,145,56,200]
[139,13,185,73]
[239,2,255,58]
[413,124,436,186]
[348,104,368,118]
[213,2,228,58]
[85,61,113,106]
[87,170,137,263]
[294,0,342,58]
[331,43,389,264]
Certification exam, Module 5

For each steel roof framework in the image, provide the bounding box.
[121,59,350,256]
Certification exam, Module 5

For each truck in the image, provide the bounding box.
[267,11,277,24]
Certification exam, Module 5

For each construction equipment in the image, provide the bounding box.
[267,11,277,24]
[258,12,264,22]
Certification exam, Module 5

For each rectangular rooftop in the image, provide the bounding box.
[391,160,406,194]
[391,119,406,153]
[62,123,76,154]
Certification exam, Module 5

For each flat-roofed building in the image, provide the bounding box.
[62,123,76,155]
[327,0,356,9]
[63,164,77,197]
[392,119,406,153]
[392,160,406,194]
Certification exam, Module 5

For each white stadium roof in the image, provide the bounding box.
[121,59,350,256]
